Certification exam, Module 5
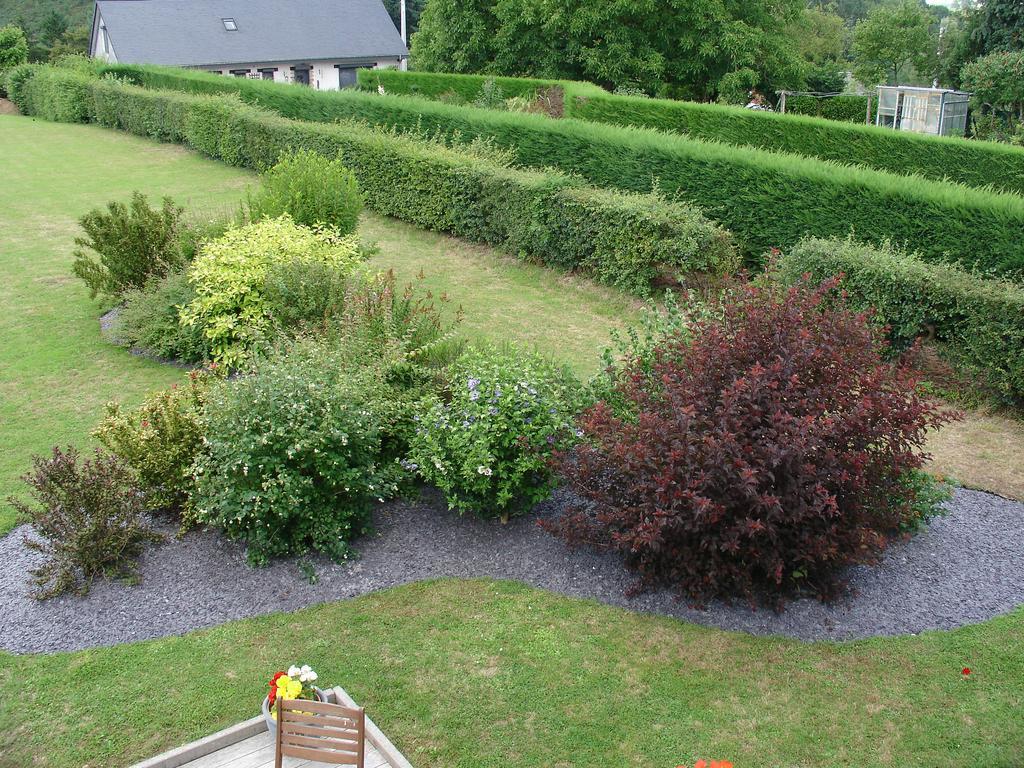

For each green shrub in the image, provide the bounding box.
[261,258,353,336]
[115,267,212,363]
[407,344,582,519]
[189,340,401,565]
[93,372,208,515]
[72,192,186,299]
[101,65,1024,274]
[8,447,161,599]
[354,68,603,105]
[50,72,733,295]
[179,215,365,367]
[4,62,40,112]
[245,149,363,234]
[19,65,92,122]
[777,237,1024,403]
[0,25,28,92]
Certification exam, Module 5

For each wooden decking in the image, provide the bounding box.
[132,687,412,768]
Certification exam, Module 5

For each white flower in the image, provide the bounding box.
[477,465,493,476]
[287,665,300,677]
[307,671,318,681]
[301,665,311,674]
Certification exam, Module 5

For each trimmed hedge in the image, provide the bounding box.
[366,69,1024,197]
[778,237,1024,403]
[784,94,871,124]
[98,65,1024,276]
[355,68,603,104]
[23,69,735,295]
[567,91,1024,197]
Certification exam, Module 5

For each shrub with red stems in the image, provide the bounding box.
[545,277,955,605]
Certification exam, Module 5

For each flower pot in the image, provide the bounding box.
[262,686,327,734]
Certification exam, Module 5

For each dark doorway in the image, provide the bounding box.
[292,67,310,86]
[260,68,276,80]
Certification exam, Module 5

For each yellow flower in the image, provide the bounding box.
[286,679,302,699]
[276,674,292,690]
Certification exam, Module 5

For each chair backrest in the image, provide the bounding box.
[275,696,366,767]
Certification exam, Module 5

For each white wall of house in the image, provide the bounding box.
[91,13,116,62]
[199,58,401,90]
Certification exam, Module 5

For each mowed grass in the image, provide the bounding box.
[0,115,249,532]
[1,579,1022,767]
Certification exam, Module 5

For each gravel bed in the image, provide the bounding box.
[2,487,1022,654]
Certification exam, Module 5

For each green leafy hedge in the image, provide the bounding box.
[363,69,1024,197]
[96,65,1024,276]
[567,91,1024,196]
[356,68,603,104]
[778,237,1024,403]
[8,64,92,123]
[22,68,735,295]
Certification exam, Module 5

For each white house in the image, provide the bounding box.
[89,0,408,90]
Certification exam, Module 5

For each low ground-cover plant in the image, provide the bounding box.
[73,192,186,299]
[115,267,213,362]
[93,372,209,516]
[179,215,364,367]
[188,339,402,566]
[8,447,162,599]
[245,149,363,234]
[408,344,583,520]
[545,278,954,605]
[777,237,1024,404]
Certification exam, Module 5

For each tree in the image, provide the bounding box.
[961,49,1024,119]
[40,10,68,48]
[410,0,497,73]
[47,25,90,62]
[787,7,847,91]
[381,0,427,41]
[969,0,1024,55]
[852,0,937,85]
[0,24,29,70]
[412,0,805,99]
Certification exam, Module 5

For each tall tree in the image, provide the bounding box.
[969,0,1024,54]
[40,10,68,48]
[852,0,937,85]
[410,0,497,73]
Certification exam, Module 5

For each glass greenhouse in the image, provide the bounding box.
[875,86,970,137]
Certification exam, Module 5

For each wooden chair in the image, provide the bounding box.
[275,696,366,767]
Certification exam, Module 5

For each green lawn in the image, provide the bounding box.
[1,580,1021,767]
[2,115,1024,768]
[0,116,247,532]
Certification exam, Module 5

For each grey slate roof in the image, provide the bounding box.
[94,0,408,67]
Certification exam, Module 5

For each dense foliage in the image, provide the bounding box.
[851,0,937,86]
[359,67,1024,194]
[93,373,208,515]
[13,62,90,120]
[9,447,161,599]
[179,215,364,367]
[115,267,213,362]
[961,50,1024,120]
[0,23,27,71]
[778,237,1024,404]
[245,149,363,234]
[189,340,400,566]
[408,345,581,518]
[72,191,186,299]
[410,0,806,100]
[70,69,734,294]
[546,279,952,605]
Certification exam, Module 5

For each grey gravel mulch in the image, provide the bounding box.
[2,487,1022,654]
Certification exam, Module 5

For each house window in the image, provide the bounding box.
[222,18,238,31]
[230,69,251,78]
[259,68,276,80]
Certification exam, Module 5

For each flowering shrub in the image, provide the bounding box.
[267,664,320,714]
[189,340,401,565]
[179,215,364,368]
[545,278,953,604]
[408,345,582,519]
[9,447,161,599]
[93,371,209,516]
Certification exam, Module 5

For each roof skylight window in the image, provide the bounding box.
[222,18,238,31]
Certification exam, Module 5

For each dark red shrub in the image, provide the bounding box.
[545,277,954,606]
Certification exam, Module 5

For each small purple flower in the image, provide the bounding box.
[546,435,556,445]
[467,377,480,391]
[469,390,480,401]
[488,407,498,415]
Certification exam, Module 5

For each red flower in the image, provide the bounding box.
[962,667,971,676]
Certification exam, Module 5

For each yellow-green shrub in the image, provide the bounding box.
[179,215,364,367]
